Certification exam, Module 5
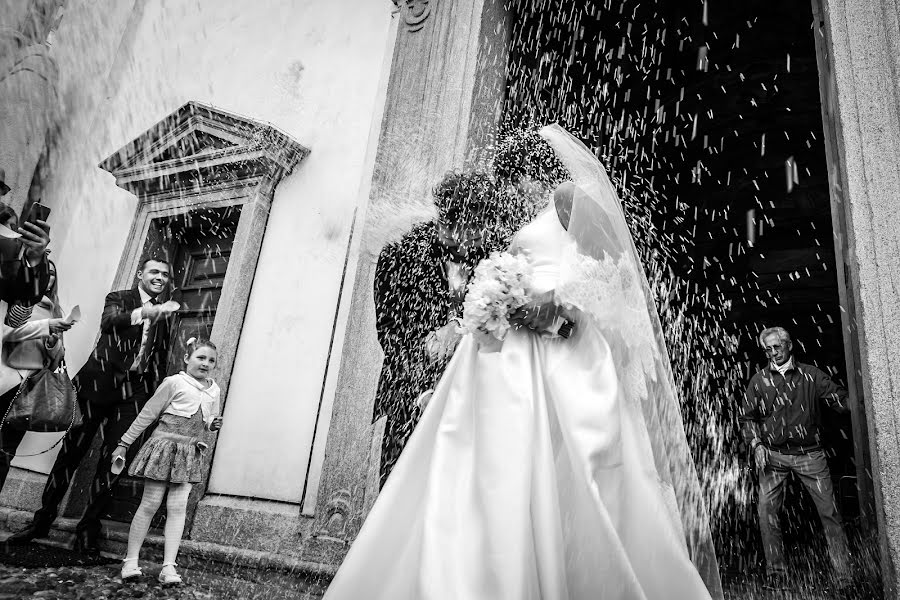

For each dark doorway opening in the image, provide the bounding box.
[101,205,239,526]
[503,0,876,593]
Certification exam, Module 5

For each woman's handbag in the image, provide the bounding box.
[2,359,81,433]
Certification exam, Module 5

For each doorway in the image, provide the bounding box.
[101,205,239,525]
[503,0,876,594]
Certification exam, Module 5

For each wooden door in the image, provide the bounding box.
[166,240,232,375]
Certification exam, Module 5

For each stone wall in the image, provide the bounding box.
[819,0,900,594]
[307,0,511,564]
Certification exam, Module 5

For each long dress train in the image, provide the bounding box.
[323,210,714,600]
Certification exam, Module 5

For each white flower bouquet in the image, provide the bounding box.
[459,251,533,343]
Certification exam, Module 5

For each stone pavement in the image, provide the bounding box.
[0,560,870,600]
[0,519,879,600]
[0,559,327,600]
[0,509,333,599]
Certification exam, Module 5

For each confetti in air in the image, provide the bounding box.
[489,0,876,590]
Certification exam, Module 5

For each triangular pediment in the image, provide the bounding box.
[99,101,308,198]
[149,129,238,163]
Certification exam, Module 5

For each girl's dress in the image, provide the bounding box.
[121,372,220,484]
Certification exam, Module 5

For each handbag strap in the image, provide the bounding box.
[1,375,30,428]
[1,373,79,459]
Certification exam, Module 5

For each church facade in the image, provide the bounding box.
[2,0,900,595]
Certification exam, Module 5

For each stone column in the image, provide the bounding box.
[818,0,900,594]
[305,0,510,564]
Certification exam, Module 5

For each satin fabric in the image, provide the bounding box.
[324,212,713,600]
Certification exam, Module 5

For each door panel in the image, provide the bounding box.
[166,249,230,375]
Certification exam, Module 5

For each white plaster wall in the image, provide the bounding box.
[9,0,152,471]
[8,0,395,506]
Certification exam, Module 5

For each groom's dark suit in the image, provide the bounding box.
[373,222,486,487]
[29,287,172,542]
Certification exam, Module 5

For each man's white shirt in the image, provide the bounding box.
[446,261,470,298]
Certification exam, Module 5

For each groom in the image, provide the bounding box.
[372,171,498,487]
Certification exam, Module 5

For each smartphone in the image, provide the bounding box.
[26,202,51,225]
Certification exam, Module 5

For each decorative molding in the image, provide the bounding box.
[315,489,353,542]
[99,100,308,200]
[402,0,431,32]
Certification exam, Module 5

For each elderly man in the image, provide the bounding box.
[740,326,853,589]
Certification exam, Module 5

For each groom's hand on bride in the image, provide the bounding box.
[425,322,462,362]
[511,293,563,332]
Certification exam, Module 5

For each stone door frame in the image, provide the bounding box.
[811,0,876,533]
[811,0,900,594]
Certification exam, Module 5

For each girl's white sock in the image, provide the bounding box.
[125,480,167,561]
[163,483,192,565]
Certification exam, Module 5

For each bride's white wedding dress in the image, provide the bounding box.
[323,207,717,600]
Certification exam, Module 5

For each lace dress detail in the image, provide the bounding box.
[555,243,688,535]
[555,242,659,408]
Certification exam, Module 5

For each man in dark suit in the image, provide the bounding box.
[8,257,176,551]
[372,171,499,487]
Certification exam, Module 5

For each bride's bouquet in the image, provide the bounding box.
[459,251,533,343]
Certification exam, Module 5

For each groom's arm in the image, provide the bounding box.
[373,243,401,351]
[100,290,140,333]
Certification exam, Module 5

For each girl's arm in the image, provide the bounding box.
[202,397,221,431]
[119,378,176,447]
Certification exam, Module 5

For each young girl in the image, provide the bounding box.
[113,337,223,585]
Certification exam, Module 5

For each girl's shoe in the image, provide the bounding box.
[121,558,142,581]
[158,563,183,586]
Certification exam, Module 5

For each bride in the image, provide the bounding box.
[324,125,723,600]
